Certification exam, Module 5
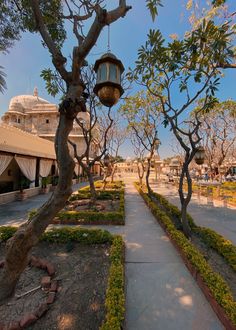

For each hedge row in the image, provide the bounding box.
[149,189,236,272]
[56,189,125,225]
[134,183,236,327]
[70,189,122,201]
[0,226,114,245]
[194,227,236,272]
[100,236,125,330]
[79,180,124,191]
[0,226,125,330]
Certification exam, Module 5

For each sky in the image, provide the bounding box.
[0,0,235,159]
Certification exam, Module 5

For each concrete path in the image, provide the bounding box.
[151,182,236,245]
[123,182,223,330]
[0,182,89,226]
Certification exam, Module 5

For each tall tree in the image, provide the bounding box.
[0,0,131,302]
[131,17,233,237]
[105,112,127,183]
[120,90,162,194]
[196,100,236,177]
[130,134,146,186]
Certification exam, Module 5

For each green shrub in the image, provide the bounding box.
[0,226,113,245]
[41,227,113,244]
[100,236,125,330]
[57,210,124,225]
[135,183,236,326]
[0,226,17,241]
[195,227,236,272]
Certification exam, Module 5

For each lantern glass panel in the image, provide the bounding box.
[98,63,107,82]
[109,64,117,82]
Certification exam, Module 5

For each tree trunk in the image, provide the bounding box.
[0,106,75,302]
[138,165,143,186]
[181,201,191,238]
[146,160,151,195]
[178,162,192,238]
[111,165,116,183]
[87,170,97,204]
[137,163,144,186]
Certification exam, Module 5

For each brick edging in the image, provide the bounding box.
[0,256,58,329]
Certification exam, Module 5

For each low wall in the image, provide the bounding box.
[0,191,17,205]
[0,186,41,205]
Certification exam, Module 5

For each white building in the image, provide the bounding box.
[0,89,100,199]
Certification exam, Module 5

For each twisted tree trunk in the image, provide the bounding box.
[145,160,152,195]
[0,98,76,302]
[178,162,192,238]
[87,169,97,204]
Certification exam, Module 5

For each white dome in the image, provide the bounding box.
[8,94,49,113]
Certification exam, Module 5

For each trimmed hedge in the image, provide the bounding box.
[195,227,236,272]
[79,180,124,191]
[56,210,125,225]
[70,190,122,201]
[100,236,125,330]
[134,183,236,327]
[0,226,125,330]
[0,226,114,245]
[57,189,125,225]
[148,188,236,272]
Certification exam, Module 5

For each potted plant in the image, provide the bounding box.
[40,177,50,194]
[17,177,28,201]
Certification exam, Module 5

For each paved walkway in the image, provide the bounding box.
[151,182,236,245]
[123,182,223,330]
[0,182,88,226]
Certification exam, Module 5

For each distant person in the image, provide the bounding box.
[204,173,209,182]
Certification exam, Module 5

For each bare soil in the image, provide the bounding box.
[191,235,236,300]
[65,199,120,212]
[0,242,110,330]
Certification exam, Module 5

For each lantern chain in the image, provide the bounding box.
[107,24,111,53]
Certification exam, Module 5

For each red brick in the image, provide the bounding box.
[35,303,49,318]
[7,321,21,330]
[47,292,56,304]
[41,276,51,289]
[19,314,37,328]
[50,280,58,292]
[38,258,48,270]
[30,256,41,268]
[46,263,55,276]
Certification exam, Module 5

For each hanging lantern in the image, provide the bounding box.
[103,154,110,167]
[94,53,124,107]
[194,146,205,165]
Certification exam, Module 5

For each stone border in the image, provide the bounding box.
[0,256,58,330]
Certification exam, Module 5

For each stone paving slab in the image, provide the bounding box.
[124,182,223,330]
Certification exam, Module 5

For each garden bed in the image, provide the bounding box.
[135,183,236,329]
[0,227,125,330]
[52,182,125,225]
